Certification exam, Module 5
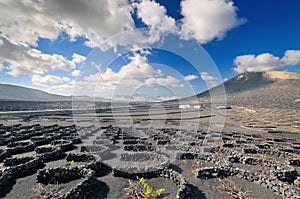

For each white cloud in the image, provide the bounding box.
[0,0,246,51]
[0,0,252,97]
[145,76,181,87]
[0,0,134,48]
[44,0,135,48]
[234,53,281,73]
[71,70,82,77]
[157,95,178,102]
[184,74,198,81]
[45,84,75,96]
[233,50,300,73]
[72,53,86,64]
[0,0,163,54]
[112,93,178,102]
[180,0,244,43]
[0,36,75,76]
[85,69,144,88]
[200,72,217,81]
[75,52,159,93]
[85,52,160,83]
[32,75,71,86]
[118,52,161,78]
[0,0,59,46]
[64,52,183,95]
[200,72,219,88]
[135,0,176,30]
[281,50,300,66]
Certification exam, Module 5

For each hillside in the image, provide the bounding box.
[197,71,300,108]
[0,84,70,101]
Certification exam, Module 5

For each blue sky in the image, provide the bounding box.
[0,0,299,100]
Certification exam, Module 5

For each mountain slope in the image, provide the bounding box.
[197,71,300,108]
[0,84,70,101]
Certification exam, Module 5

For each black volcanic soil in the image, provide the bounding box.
[0,101,299,199]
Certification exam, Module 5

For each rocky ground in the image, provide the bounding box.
[0,101,299,199]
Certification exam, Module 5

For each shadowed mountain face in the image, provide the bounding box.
[0,84,70,101]
[197,71,300,109]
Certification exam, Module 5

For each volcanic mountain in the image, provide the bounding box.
[0,84,70,101]
[197,71,300,109]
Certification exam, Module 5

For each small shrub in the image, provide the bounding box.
[124,177,165,199]
[216,178,252,199]
[191,169,197,175]
[69,160,75,166]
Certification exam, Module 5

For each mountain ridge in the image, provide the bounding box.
[196,71,300,108]
[0,71,299,103]
[0,84,70,101]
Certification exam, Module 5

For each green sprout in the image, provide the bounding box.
[192,169,197,175]
[47,143,54,148]
[154,188,165,197]
[137,177,165,198]
[69,160,75,166]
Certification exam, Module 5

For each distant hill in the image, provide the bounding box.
[196,71,300,108]
[0,84,70,101]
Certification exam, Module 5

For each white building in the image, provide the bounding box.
[179,104,190,109]
[193,105,201,109]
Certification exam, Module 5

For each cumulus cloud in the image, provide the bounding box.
[200,72,219,88]
[1,0,243,50]
[45,84,75,96]
[0,0,59,46]
[73,52,161,93]
[234,53,281,73]
[0,0,134,48]
[135,0,176,30]
[118,52,161,78]
[281,50,300,66]
[184,74,198,81]
[0,0,251,97]
[71,70,82,77]
[233,50,300,73]
[85,52,161,83]
[0,36,75,76]
[72,53,86,64]
[85,69,144,88]
[145,76,182,87]
[180,0,244,43]
[49,51,183,95]
[32,75,71,86]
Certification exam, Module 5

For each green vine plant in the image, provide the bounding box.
[68,160,80,167]
[69,160,76,166]
[124,176,165,199]
[47,143,54,148]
